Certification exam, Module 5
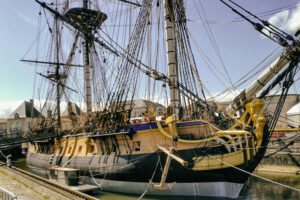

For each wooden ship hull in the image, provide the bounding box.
[23,0,300,198]
[26,99,269,198]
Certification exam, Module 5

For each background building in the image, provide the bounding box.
[6,100,40,135]
[216,94,300,129]
[264,94,300,129]
[0,119,7,136]
[286,102,300,128]
[126,99,166,118]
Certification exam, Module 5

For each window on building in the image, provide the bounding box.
[10,123,15,133]
[14,113,20,120]
[17,123,22,132]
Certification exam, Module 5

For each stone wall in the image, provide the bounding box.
[265,94,300,129]
[261,153,300,166]
[262,133,300,166]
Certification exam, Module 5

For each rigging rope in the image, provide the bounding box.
[195,0,234,88]
[188,2,299,24]
[218,0,294,47]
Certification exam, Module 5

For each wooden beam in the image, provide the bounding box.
[157,145,188,167]
[21,59,83,67]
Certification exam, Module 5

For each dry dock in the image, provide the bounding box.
[256,164,300,174]
[0,163,99,200]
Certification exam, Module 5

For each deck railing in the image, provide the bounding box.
[0,130,56,149]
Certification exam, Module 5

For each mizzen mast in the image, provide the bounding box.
[164,0,181,115]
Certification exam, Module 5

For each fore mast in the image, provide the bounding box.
[82,0,93,127]
[35,0,108,131]
[164,0,181,116]
[63,0,108,129]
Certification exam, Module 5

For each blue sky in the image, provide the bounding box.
[185,0,300,95]
[0,0,299,117]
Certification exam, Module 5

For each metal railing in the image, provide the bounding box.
[0,186,17,200]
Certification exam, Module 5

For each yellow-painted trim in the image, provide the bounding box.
[135,123,212,134]
[136,129,155,134]
[176,119,212,124]
[70,137,78,157]
[215,130,251,136]
[135,124,211,134]
[192,150,245,171]
[175,124,211,129]
[157,121,216,144]
[61,139,68,157]
[130,119,211,125]
[156,121,251,144]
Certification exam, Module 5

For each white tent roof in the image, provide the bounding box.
[287,102,300,115]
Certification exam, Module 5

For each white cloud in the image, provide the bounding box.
[269,10,289,28]
[284,4,300,32]
[268,4,300,33]
[0,100,23,118]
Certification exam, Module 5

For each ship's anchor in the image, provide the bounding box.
[150,145,188,190]
[151,115,188,190]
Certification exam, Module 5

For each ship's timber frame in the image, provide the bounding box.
[28,99,268,173]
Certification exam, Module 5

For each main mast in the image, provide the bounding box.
[164,0,181,115]
[55,1,62,136]
[83,0,93,127]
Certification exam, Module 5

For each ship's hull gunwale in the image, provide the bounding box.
[94,179,244,198]
[26,100,270,198]
[27,145,259,184]
[26,149,252,198]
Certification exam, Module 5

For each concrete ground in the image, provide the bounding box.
[0,165,75,200]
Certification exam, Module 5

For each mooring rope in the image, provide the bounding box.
[86,153,159,197]
[61,150,82,168]
[88,165,108,188]
[137,153,161,200]
[207,154,300,193]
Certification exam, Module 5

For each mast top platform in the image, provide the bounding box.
[64,8,107,31]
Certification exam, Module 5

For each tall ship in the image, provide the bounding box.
[22,0,300,198]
